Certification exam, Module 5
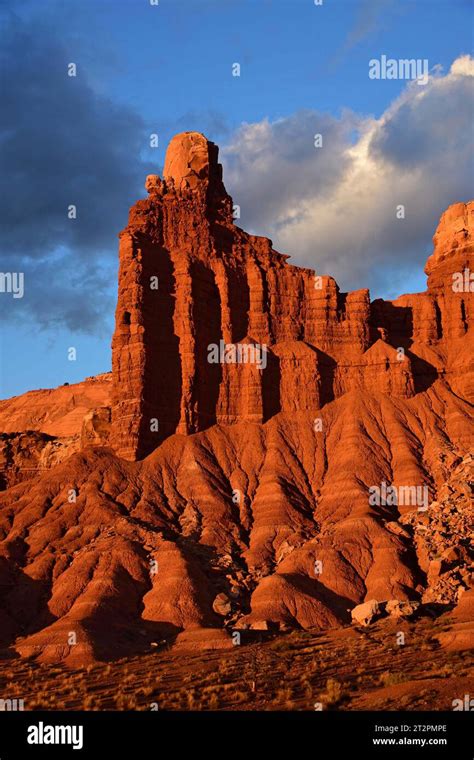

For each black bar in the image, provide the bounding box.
[0,710,472,758]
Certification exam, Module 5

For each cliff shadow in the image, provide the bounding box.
[211,221,251,343]
[0,558,56,648]
[315,348,337,406]
[191,260,223,431]
[369,301,437,393]
[262,348,281,421]
[370,300,414,349]
[138,243,182,457]
[406,351,439,393]
[227,265,250,343]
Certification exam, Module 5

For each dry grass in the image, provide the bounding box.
[0,617,471,712]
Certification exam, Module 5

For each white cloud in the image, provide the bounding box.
[450,54,474,77]
[221,56,474,300]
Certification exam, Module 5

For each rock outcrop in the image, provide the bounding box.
[0,373,111,438]
[111,132,473,460]
[0,374,111,488]
[0,132,472,664]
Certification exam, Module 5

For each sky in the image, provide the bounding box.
[0,0,473,398]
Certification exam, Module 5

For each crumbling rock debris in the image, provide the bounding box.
[385,600,420,619]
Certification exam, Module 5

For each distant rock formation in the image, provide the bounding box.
[0,373,111,488]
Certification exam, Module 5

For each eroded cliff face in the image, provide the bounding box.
[0,374,111,488]
[0,132,472,665]
[111,132,473,460]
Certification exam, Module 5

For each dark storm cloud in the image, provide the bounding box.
[0,13,152,332]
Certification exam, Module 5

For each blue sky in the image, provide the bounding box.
[1,0,473,398]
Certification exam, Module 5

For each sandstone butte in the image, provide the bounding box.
[0,132,472,665]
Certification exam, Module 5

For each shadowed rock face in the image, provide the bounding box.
[0,133,472,665]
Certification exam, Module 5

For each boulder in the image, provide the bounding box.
[385,600,420,619]
[212,593,232,617]
[351,600,381,626]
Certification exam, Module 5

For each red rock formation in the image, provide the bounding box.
[111,132,472,461]
[111,132,375,459]
[0,132,472,665]
[0,374,111,488]
[0,373,111,438]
